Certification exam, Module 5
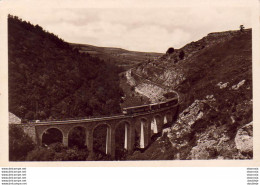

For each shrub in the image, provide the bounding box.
[24,111,35,120]
[179,50,185,60]
[9,125,35,161]
[240,25,245,32]
[166,47,175,55]
[25,146,54,161]
[26,143,89,161]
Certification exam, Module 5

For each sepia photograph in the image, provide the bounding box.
[2,0,255,162]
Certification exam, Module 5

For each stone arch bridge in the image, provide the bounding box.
[20,103,179,159]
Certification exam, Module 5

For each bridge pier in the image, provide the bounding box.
[85,129,93,151]
[152,118,158,134]
[144,120,151,148]
[124,124,128,149]
[140,121,144,148]
[140,119,151,148]
[165,112,173,123]
[38,136,42,146]
[155,116,164,134]
[62,131,69,147]
[164,115,167,124]
[126,124,135,153]
[106,127,115,159]
[63,135,69,147]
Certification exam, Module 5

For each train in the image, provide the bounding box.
[122,97,178,115]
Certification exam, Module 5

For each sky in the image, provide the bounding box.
[2,0,253,52]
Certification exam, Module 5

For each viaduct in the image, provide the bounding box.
[20,102,179,159]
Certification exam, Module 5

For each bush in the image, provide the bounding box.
[166,47,175,54]
[9,125,35,161]
[179,50,185,60]
[240,25,245,32]
[26,143,89,161]
[24,111,35,120]
[25,146,54,161]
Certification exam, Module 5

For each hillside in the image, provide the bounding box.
[8,15,123,121]
[126,29,252,160]
[8,14,253,160]
[71,43,162,70]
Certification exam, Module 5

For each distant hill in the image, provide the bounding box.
[8,15,123,120]
[126,29,252,160]
[70,43,162,70]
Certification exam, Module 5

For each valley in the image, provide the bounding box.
[8,15,252,161]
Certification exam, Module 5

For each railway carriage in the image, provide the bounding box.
[122,104,150,114]
[150,103,160,110]
[167,98,178,106]
[122,96,178,115]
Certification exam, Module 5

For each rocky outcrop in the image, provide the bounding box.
[128,91,252,160]
[162,96,219,159]
[9,112,21,124]
[232,80,246,90]
[126,29,252,160]
[135,83,167,103]
[125,70,136,86]
[235,122,253,155]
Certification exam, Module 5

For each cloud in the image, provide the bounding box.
[5,1,252,52]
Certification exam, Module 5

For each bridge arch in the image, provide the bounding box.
[67,125,87,135]
[115,120,131,159]
[68,126,87,148]
[92,123,113,157]
[164,111,173,125]
[41,127,64,146]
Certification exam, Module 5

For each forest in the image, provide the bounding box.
[8,15,127,161]
[8,15,124,121]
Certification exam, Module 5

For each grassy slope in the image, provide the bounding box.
[177,30,252,110]
[71,43,162,70]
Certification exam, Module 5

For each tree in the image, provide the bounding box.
[26,143,89,161]
[68,127,86,148]
[166,47,175,55]
[240,25,245,32]
[24,111,35,120]
[9,125,35,161]
[8,15,122,121]
[179,50,185,60]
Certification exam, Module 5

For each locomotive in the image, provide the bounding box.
[122,97,178,115]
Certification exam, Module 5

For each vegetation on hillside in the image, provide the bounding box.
[9,125,35,161]
[71,43,162,70]
[8,15,123,121]
[25,143,89,161]
[9,14,252,161]
[8,15,130,161]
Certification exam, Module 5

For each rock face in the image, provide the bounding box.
[9,112,21,124]
[126,29,252,160]
[135,83,167,103]
[235,122,253,154]
[125,70,136,86]
[9,112,37,143]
